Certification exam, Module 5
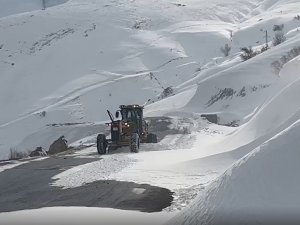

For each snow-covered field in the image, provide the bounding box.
[1,0,300,224]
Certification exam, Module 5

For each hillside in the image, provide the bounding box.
[169,117,300,225]
[1,0,300,224]
[1,0,300,159]
[0,0,68,18]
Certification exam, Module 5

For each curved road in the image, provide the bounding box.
[0,156,173,213]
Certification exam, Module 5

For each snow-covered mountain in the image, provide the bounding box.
[1,0,300,224]
[168,55,300,225]
[1,0,299,159]
[0,0,68,18]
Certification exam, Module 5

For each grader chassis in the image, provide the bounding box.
[97,105,157,154]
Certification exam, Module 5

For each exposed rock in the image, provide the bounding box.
[224,120,240,127]
[201,114,219,124]
[29,147,47,157]
[47,136,68,155]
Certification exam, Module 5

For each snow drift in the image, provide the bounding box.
[168,119,300,225]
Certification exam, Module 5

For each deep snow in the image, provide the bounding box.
[168,118,300,225]
[1,0,300,224]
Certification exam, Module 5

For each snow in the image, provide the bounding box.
[144,87,197,117]
[0,160,28,173]
[52,151,137,189]
[0,0,290,159]
[0,156,48,172]
[0,207,175,225]
[14,123,105,157]
[0,0,69,18]
[168,119,300,225]
[1,0,300,224]
[1,0,300,160]
[51,119,235,210]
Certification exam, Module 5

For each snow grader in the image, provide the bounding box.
[96,105,157,154]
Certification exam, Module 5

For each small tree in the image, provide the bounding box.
[260,45,269,53]
[160,86,174,99]
[271,46,300,75]
[9,148,27,160]
[273,32,286,46]
[273,24,286,46]
[273,24,284,32]
[271,60,282,75]
[220,43,231,57]
[240,47,258,61]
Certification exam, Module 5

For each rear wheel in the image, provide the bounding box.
[130,133,140,153]
[97,134,107,155]
[147,133,158,143]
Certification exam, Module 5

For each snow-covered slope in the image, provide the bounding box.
[168,119,300,225]
[1,0,300,160]
[0,0,68,18]
[1,0,300,224]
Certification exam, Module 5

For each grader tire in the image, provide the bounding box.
[130,133,140,153]
[97,134,107,155]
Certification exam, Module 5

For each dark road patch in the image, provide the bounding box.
[0,156,173,213]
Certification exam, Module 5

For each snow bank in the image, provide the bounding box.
[0,160,28,173]
[168,119,300,225]
[0,207,174,225]
[52,152,137,189]
[218,56,300,151]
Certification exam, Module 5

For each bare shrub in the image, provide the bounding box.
[273,24,284,32]
[273,24,286,46]
[271,60,282,75]
[149,72,164,89]
[240,47,258,61]
[160,86,174,99]
[271,46,300,75]
[260,45,269,53]
[133,20,147,29]
[220,44,231,57]
[273,32,286,46]
[9,148,27,160]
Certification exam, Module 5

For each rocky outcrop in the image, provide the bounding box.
[29,147,47,157]
[201,114,219,124]
[47,136,68,155]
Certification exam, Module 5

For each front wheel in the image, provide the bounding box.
[130,133,140,153]
[97,134,107,155]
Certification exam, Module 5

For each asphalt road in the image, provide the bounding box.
[0,156,173,213]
